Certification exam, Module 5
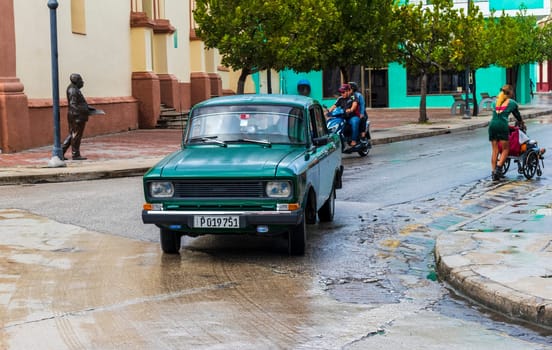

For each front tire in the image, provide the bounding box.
[288,214,306,256]
[318,186,335,222]
[305,191,317,225]
[160,228,181,254]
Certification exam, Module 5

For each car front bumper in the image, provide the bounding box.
[142,209,303,228]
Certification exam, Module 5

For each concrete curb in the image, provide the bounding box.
[0,158,162,186]
[0,167,152,186]
[371,121,489,145]
[435,232,552,328]
[435,185,552,329]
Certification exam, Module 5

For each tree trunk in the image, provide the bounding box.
[237,68,251,94]
[471,69,479,116]
[418,71,428,123]
[511,65,520,99]
[340,66,349,86]
[266,69,272,94]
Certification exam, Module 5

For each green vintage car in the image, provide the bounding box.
[142,94,343,255]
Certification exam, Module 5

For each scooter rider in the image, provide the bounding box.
[349,81,371,147]
[327,84,361,150]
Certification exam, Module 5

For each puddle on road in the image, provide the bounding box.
[0,209,313,349]
[428,215,467,230]
[436,288,552,341]
[535,208,552,216]
[330,280,401,304]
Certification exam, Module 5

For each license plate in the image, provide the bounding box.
[193,215,240,228]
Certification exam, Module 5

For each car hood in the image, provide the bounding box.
[154,145,303,178]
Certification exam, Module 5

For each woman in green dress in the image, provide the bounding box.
[488,84,524,181]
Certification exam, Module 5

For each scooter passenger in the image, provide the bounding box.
[349,81,371,147]
[327,84,361,150]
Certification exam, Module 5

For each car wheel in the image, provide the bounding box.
[160,228,181,254]
[305,191,317,225]
[288,214,306,256]
[318,186,335,222]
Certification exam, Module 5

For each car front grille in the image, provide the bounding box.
[173,181,265,198]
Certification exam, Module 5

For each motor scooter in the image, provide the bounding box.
[326,107,371,157]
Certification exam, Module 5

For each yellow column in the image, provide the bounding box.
[153,34,168,74]
[130,27,153,72]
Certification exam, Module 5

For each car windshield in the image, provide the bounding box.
[185,104,306,144]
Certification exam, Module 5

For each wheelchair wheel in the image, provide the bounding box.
[523,151,538,179]
[502,158,511,174]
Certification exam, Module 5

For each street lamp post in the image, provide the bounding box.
[47,0,66,167]
[463,0,472,119]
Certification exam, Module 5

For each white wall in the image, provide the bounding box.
[165,0,190,83]
[14,0,132,99]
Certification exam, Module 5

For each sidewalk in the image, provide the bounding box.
[0,105,549,185]
[436,185,552,329]
[1,100,551,329]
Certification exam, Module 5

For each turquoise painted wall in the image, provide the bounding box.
[388,63,468,108]
[517,64,533,104]
[475,66,505,99]
[252,72,261,94]
[276,62,533,109]
[385,63,533,108]
[489,0,544,11]
[280,70,323,97]
[279,69,341,107]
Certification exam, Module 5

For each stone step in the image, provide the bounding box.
[161,110,186,118]
[156,108,189,129]
[160,104,176,113]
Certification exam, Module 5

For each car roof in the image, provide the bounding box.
[192,94,318,110]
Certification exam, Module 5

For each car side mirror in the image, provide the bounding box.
[312,136,329,146]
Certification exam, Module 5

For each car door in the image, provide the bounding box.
[309,104,335,209]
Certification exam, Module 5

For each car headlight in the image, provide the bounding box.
[266,181,292,198]
[149,181,174,198]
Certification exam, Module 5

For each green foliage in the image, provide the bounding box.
[193,0,395,90]
[536,23,552,62]
[391,0,456,74]
[447,2,487,71]
[194,0,547,97]
[323,0,396,74]
[486,9,540,69]
[390,0,458,122]
[194,0,338,76]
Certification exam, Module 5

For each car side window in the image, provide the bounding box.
[310,105,328,138]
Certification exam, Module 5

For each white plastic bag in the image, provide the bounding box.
[518,129,530,144]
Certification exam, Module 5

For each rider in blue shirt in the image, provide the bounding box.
[328,84,361,150]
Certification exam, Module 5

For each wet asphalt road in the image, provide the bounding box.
[0,119,551,349]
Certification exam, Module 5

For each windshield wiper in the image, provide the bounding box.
[189,136,227,147]
[233,138,272,147]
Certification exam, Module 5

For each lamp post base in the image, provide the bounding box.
[47,156,66,168]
